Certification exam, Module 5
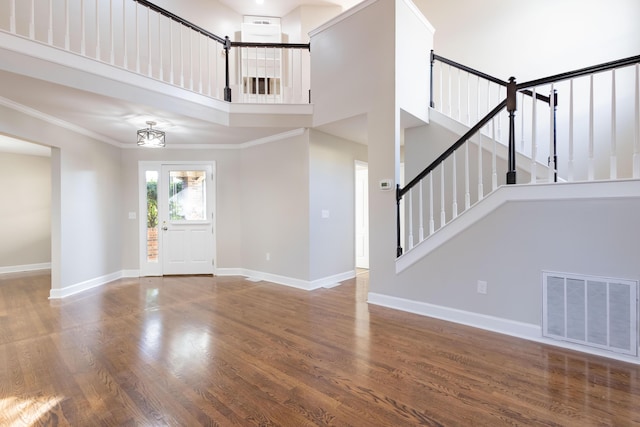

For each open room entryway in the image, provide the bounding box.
[139,162,216,276]
[355,161,369,269]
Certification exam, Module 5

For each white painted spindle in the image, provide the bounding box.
[610,70,617,179]
[96,0,101,60]
[169,20,174,84]
[588,75,595,180]
[520,92,525,152]
[464,142,470,210]
[428,175,435,235]
[134,2,139,73]
[531,87,537,184]
[452,152,458,219]
[122,0,127,68]
[477,132,484,200]
[158,13,163,80]
[206,38,211,96]
[418,180,424,242]
[81,0,86,55]
[492,117,497,191]
[198,35,203,93]
[189,32,194,90]
[457,68,462,121]
[179,25,184,87]
[439,63,443,112]
[65,0,70,50]
[408,190,414,250]
[440,165,446,227]
[48,0,53,44]
[9,0,15,33]
[466,72,471,125]
[448,64,452,116]
[110,0,115,64]
[147,7,152,77]
[29,0,35,39]
[568,79,574,182]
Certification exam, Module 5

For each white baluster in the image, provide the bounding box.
[464,141,470,210]
[198,35,203,93]
[189,32,194,90]
[158,14,163,80]
[48,0,53,44]
[476,75,480,123]
[207,38,211,96]
[438,63,443,112]
[147,6,152,77]
[452,152,458,219]
[122,0,127,68]
[440,165,446,227]
[9,0,15,33]
[492,116,497,191]
[81,0,86,55]
[169,20,174,84]
[179,25,184,87]
[466,71,471,125]
[135,2,139,73]
[428,174,435,235]
[588,75,595,180]
[610,70,617,179]
[29,0,35,39]
[497,86,502,142]
[408,190,414,250]
[634,64,640,178]
[531,87,537,184]
[418,180,424,242]
[457,67,462,121]
[448,65,452,117]
[110,0,115,64]
[65,0,70,49]
[520,92,525,152]
[568,79,574,182]
[477,132,484,200]
[96,0,101,60]
[548,83,555,183]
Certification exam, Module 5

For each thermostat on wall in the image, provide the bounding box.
[379,179,394,191]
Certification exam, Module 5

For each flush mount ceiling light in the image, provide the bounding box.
[137,121,165,148]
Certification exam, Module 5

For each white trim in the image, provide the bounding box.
[215,268,355,291]
[397,179,640,272]
[121,270,140,278]
[399,0,435,33]
[49,271,123,299]
[368,292,640,365]
[0,262,51,274]
[309,0,378,37]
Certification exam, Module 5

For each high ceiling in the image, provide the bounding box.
[218,0,361,17]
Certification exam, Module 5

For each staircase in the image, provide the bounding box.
[398,53,640,261]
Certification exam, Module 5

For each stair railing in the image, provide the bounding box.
[399,53,640,257]
[1,0,311,104]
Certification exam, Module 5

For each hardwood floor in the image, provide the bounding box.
[0,270,639,426]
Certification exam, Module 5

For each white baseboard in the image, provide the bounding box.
[0,262,51,274]
[368,292,640,365]
[216,268,355,291]
[121,270,140,278]
[49,270,125,299]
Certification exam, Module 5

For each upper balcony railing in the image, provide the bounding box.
[0,0,311,104]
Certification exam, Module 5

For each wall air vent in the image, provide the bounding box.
[542,272,638,356]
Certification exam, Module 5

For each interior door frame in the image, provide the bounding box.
[138,160,217,277]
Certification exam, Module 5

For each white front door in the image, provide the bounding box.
[159,164,214,275]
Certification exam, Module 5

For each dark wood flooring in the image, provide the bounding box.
[0,270,639,426]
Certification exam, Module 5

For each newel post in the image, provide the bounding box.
[223,36,232,102]
[430,50,435,108]
[396,184,403,257]
[506,76,517,184]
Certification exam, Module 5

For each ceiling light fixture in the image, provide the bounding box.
[137,121,165,148]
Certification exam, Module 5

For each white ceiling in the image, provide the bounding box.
[218,0,361,17]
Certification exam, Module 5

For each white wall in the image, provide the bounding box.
[309,129,367,280]
[0,105,122,295]
[414,0,640,82]
[0,152,51,269]
[240,131,311,280]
